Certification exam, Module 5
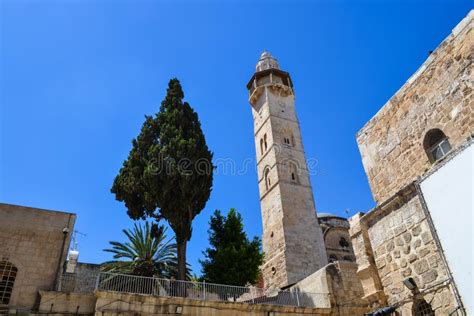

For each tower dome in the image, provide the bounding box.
[256,51,280,72]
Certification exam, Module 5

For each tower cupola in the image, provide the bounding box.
[256,51,280,71]
[247,51,294,106]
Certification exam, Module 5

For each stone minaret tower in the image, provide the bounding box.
[247,52,328,289]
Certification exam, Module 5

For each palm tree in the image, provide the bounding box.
[101,222,179,278]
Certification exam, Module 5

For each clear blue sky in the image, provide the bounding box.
[1,1,471,274]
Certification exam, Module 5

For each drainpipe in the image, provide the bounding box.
[54,214,72,291]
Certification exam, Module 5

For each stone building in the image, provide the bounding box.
[246,52,371,315]
[247,51,328,289]
[317,213,356,263]
[0,203,75,312]
[350,10,472,316]
[1,10,471,316]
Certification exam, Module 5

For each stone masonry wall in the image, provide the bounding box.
[0,203,76,310]
[357,11,473,203]
[61,263,100,293]
[94,291,333,316]
[291,262,371,316]
[363,188,460,314]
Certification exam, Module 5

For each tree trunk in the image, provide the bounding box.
[177,240,187,281]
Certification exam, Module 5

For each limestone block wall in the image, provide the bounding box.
[357,11,473,203]
[94,291,333,316]
[350,185,461,314]
[61,263,100,293]
[0,203,76,310]
[291,262,371,316]
[38,291,95,315]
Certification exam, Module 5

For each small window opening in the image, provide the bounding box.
[264,134,268,151]
[0,261,18,305]
[329,255,338,263]
[343,256,353,262]
[423,129,451,163]
[413,299,434,316]
[339,237,349,249]
[289,162,298,183]
[264,168,271,190]
[260,138,264,155]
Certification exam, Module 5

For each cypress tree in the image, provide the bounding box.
[111,78,214,280]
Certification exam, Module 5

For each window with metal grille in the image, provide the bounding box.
[413,299,434,316]
[423,129,452,163]
[0,261,17,305]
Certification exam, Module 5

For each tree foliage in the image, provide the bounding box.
[200,209,264,286]
[101,222,178,278]
[111,78,214,280]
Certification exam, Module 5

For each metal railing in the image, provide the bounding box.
[95,272,325,308]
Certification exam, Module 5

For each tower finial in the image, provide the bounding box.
[256,51,279,71]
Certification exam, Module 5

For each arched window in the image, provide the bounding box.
[0,261,17,305]
[264,168,271,190]
[423,129,451,163]
[289,162,298,183]
[264,134,268,151]
[282,132,295,147]
[260,138,264,155]
[413,299,434,316]
[339,237,349,249]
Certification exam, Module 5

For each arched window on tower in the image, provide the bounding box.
[339,237,349,250]
[0,261,18,305]
[289,162,298,183]
[264,168,271,190]
[282,131,295,147]
[260,138,264,155]
[264,134,268,151]
[423,129,451,163]
[413,299,434,316]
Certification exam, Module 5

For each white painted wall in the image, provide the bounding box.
[420,143,473,314]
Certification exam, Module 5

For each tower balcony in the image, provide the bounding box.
[247,68,294,105]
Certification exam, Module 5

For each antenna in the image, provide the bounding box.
[71,230,87,251]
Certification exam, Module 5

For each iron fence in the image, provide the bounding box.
[95,272,325,308]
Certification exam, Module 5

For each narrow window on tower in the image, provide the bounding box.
[264,168,271,190]
[264,134,268,151]
[260,138,264,155]
[283,132,295,147]
[289,162,298,183]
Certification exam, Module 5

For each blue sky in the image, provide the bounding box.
[1,1,471,274]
